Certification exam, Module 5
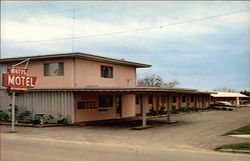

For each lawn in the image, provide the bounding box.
[215,143,250,151]
[223,125,250,135]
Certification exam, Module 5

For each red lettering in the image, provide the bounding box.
[3,68,36,92]
[2,74,37,88]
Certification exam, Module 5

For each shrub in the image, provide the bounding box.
[174,107,199,113]
[32,119,40,125]
[17,111,33,123]
[159,107,167,115]
[57,114,70,124]
[171,106,177,114]
[0,110,10,122]
[45,115,55,124]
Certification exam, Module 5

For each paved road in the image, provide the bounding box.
[1,134,250,161]
[1,107,250,161]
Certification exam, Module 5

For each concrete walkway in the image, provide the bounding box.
[230,135,250,139]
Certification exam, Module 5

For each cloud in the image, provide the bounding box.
[1,2,249,90]
[2,11,235,43]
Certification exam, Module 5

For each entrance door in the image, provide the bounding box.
[116,95,122,117]
[156,96,159,111]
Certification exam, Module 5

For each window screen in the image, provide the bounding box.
[44,62,64,76]
[99,95,113,107]
[101,65,113,78]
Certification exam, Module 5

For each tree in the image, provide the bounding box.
[212,87,238,92]
[240,90,250,96]
[137,74,179,88]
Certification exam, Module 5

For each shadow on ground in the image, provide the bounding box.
[75,117,193,130]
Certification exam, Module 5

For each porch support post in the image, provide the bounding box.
[166,95,171,123]
[236,97,239,107]
[142,94,147,127]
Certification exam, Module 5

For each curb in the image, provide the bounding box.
[0,122,71,128]
[218,149,250,154]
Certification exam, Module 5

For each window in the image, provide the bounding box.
[173,96,176,103]
[99,95,113,107]
[136,95,140,105]
[77,101,96,109]
[191,97,194,103]
[148,96,153,104]
[101,65,113,78]
[182,96,186,103]
[44,62,64,76]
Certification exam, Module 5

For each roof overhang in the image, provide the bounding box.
[27,87,213,94]
[0,52,151,68]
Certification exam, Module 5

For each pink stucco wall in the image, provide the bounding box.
[75,93,116,122]
[5,59,75,88]
[5,58,136,88]
[75,59,136,88]
[121,94,136,117]
[74,93,136,122]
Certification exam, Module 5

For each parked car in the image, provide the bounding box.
[209,101,236,111]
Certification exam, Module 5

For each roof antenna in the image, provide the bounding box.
[72,9,75,53]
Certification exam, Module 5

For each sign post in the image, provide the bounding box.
[11,92,15,132]
[2,59,36,132]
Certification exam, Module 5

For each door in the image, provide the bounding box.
[116,95,122,117]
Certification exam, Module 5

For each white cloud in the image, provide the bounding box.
[1,13,225,43]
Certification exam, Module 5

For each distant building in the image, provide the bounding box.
[210,92,249,106]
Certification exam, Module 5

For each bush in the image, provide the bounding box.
[159,107,167,115]
[171,106,177,114]
[174,107,199,114]
[32,119,40,125]
[17,111,33,123]
[45,115,55,124]
[0,110,10,122]
[1,108,70,125]
[149,107,159,116]
[57,114,70,124]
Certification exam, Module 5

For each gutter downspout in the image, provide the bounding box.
[73,58,77,87]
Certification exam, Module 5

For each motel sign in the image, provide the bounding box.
[2,68,37,91]
[1,59,37,133]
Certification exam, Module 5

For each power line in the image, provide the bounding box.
[2,8,250,44]
[1,3,107,18]
[1,3,150,19]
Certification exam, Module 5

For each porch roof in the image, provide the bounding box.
[210,92,248,98]
[29,87,214,94]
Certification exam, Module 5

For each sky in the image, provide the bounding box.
[1,1,250,91]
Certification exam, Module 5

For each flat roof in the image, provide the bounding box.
[211,92,248,98]
[27,87,214,94]
[0,52,151,68]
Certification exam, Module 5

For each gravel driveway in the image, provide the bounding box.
[1,106,250,151]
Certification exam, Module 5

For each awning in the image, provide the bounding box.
[210,92,248,98]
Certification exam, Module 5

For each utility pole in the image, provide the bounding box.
[72,9,75,53]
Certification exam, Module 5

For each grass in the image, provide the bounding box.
[215,143,250,151]
[223,125,250,136]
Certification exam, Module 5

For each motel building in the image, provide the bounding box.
[0,53,247,125]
